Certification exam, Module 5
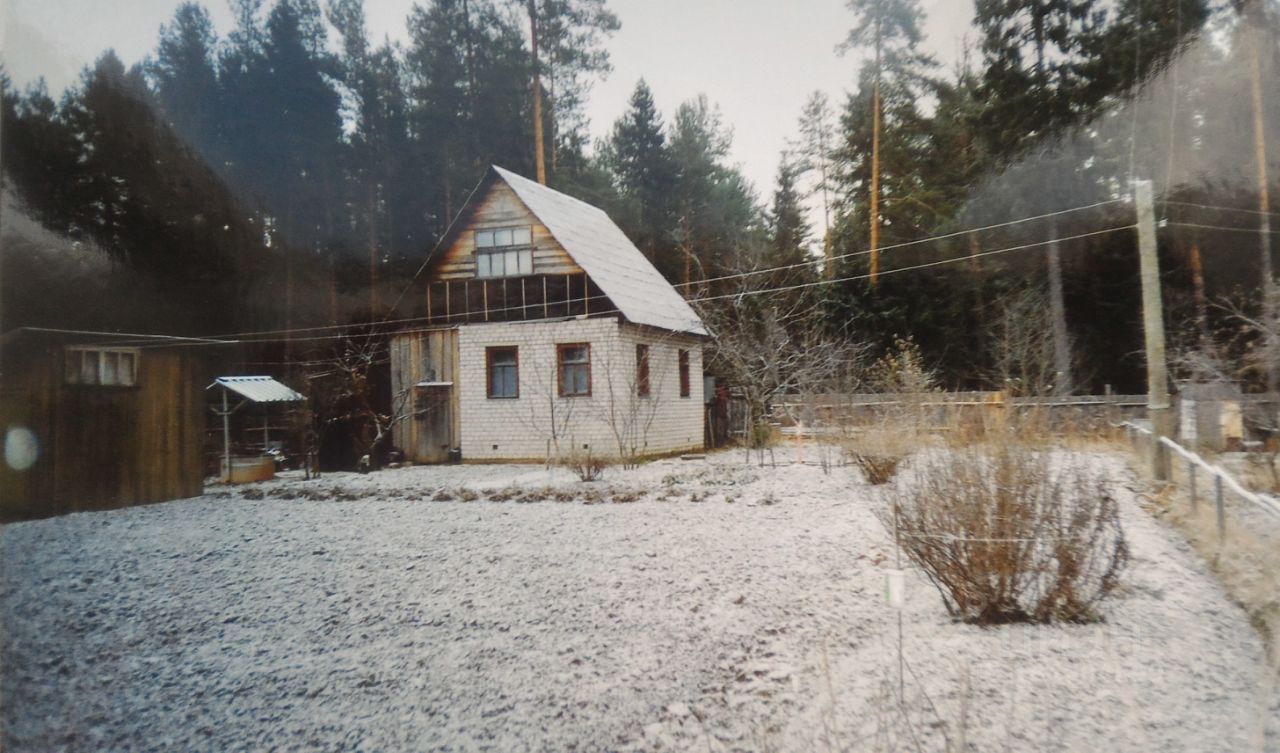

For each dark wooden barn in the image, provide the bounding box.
[0,328,210,520]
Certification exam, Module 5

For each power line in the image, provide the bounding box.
[673,197,1128,289]
[694,224,1138,304]
[7,326,233,345]
[117,220,1139,353]
[1166,221,1277,234]
[107,197,1132,349]
[1160,200,1280,220]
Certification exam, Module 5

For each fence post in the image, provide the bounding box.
[1214,472,1225,539]
[1188,461,1197,511]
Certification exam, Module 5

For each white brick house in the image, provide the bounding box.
[390,166,707,463]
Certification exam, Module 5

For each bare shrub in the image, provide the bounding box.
[887,444,1129,624]
[844,427,910,485]
[563,450,610,482]
[850,453,903,485]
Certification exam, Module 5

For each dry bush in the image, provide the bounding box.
[850,453,903,485]
[887,444,1129,624]
[562,450,611,482]
[844,427,912,485]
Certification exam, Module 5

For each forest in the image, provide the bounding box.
[1,0,1277,396]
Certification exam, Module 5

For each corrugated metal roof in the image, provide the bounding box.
[493,166,707,336]
[209,376,306,403]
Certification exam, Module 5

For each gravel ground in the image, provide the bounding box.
[1,449,1273,752]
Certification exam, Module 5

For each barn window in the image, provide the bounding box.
[678,349,691,398]
[486,347,519,399]
[475,226,534,279]
[557,343,591,397]
[65,347,138,387]
[636,343,650,398]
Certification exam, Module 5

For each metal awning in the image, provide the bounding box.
[415,381,454,388]
[208,376,305,403]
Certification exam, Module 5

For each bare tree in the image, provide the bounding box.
[988,286,1064,397]
[694,273,863,462]
[591,334,675,468]
[512,339,584,466]
[310,331,421,470]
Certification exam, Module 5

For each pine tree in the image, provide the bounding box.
[407,0,533,233]
[150,2,221,160]
[328,0,416,311]
[601,79,678,277]
[795,91,835,277]
[525,0,620,175]
[766,154,812,284]
[839,0,936,284]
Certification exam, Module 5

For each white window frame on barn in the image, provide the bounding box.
[474,226,534,279]
[64,347,139,386]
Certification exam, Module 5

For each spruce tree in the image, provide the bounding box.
[601,79,678,277]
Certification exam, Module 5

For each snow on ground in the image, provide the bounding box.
[0,448,1273,752]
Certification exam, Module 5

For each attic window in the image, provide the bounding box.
[65,347,138,387]
[475,226,533,279]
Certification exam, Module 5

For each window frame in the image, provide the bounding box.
[474,225,534,280]
[635,343,651,398]
[557,342,592,398]
[678,349,691,398]
[64,347,139,387]
[485,346,520,399]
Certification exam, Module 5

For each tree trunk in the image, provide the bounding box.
[528,0,547,185]
[1046,228,1072,395]
[368,181,379,314]
[869,13,882,286]
[1188,239,1210,347]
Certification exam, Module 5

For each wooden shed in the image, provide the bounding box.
[0,328,212,520]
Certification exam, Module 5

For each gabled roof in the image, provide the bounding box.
[435,166,706,336]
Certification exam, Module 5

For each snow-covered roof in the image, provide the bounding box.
[208,376,305,403]
[491,166,707,336]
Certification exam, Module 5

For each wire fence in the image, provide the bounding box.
[1122,420,1280,537]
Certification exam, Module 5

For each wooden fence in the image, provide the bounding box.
[769,391,1150,434]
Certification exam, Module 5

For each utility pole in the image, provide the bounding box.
[1135,180,1172,480]
[1246,1,1275,397]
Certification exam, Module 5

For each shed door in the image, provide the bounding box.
[415,385,453,463]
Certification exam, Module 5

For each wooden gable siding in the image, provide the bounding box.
[434,181,580,281]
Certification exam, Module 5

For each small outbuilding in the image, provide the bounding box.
[0,328,213,520]
[208,375,307,482]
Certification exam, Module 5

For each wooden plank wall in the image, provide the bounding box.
[0,348,205,521]
[389,330,460,462]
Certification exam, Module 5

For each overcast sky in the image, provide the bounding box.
[2,0,975,201]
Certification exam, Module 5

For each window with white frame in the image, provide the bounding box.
[474,226,534,278]
[65,347,138,386]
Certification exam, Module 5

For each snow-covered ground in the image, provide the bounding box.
[1,448,1274,752]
